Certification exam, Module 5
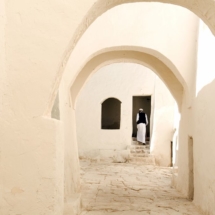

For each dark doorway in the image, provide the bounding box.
[101,98,121,129]
[132,96,151,139]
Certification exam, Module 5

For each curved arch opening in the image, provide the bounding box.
[46,0,215,115]
[70,47,186,112]
[100,97,122,104]
[75,61,179,167]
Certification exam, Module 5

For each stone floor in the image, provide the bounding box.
[80,162,202,215]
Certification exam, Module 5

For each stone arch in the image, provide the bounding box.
[100,97,122,104]
[46,0,215,115]
[75,0,215,49]
[70,46,186,112]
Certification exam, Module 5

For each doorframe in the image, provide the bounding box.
[132,94,154,143]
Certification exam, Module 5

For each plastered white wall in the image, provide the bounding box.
[75,63,175,166]
[0,117,64,215]
[59,81,81,202]
[192,21,215,215]
[0,1,73,214]
[150,76,175,166]
[173,21,215,215]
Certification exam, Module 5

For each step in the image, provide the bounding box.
[130,153,151,157]
[130,153,153,158]
[128,145,150,150]
[130,151,150,155]
[130,152,150,157]
[128,155,155,165]
[132,140,150,145]
[130,148,150,153]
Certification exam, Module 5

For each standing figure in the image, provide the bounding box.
[136,108,148,145]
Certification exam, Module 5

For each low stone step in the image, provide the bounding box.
[129,156,155,165]
[130,153,153,158]
[128,145,150,150]
[130,153,151,157]
[131,143,150,147]
[130,151,150,156]
[130,149,150,153]
[132,140,150,144]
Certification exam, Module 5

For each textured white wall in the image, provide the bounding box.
[150,77,175,166]
[75,63,175,166]
[1,1,70,214]
[173,22,215,215]
[59,81,80,202]
[192,21,215,215]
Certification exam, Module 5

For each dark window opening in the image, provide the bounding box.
[101,98,121,129]
[132,96,151,140]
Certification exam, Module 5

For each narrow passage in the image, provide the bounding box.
[80,162,202,215]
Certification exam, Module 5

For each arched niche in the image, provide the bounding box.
[70,47,186,112]
[101,98,122,129]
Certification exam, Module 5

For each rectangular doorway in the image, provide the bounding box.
[132,96,151,141]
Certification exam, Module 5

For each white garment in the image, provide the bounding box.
[136,113,148,143]
[137,123,146,143]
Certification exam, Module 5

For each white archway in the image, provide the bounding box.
[70,46,186,111]
[46,0,215,114]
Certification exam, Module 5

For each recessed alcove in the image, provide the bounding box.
[101,98,121,129]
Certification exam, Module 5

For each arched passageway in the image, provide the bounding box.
[61,45,185,207]
[75,62,177,166]
[58,3,200,214]
[70,47,185,111]
[59,6,196,206]
[1,1,215,215]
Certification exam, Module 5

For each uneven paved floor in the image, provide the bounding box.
[80,162,202,215]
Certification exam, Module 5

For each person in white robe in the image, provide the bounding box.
[136,108,148,144]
